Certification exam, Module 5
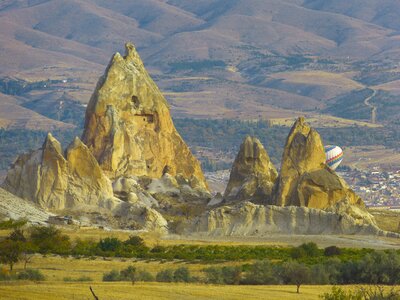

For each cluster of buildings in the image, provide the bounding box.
[339,169,400,209]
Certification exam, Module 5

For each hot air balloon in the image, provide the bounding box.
[324,145,343,171]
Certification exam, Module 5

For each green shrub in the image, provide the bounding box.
[120,266,136,281]
[156,269,174,282]
[63,276,92,282]
[17,269,45,281]
[173,267,191,283]
[203,267,223,284]
[98,238,122,252]
[102,269,120,281]
[135,269,154,282]
[320,286,400,300]
[324,246,342,257]
[124,236,145,247]
[242,260,278,285]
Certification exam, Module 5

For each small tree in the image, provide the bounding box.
[243,260,278,285]
[30,226,71,254]
[279,261,311,293]
[120,266,136,284]
[0,239,22,271]
[124,236,145,247]
[156,269,174,282]
[98,237,122,252]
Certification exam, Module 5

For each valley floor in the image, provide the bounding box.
[0,282,364,300]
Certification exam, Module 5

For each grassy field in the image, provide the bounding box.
[0,282,352,300]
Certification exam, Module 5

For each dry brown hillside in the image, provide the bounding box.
[0,0,399,128]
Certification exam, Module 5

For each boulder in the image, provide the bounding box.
[224,136,277,203]
[81,42,208,191]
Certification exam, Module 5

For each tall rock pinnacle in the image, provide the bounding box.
[273,117,363,209]
[224,136,277,203]
[82,43,207,189]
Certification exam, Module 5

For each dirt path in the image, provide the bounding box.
[364,88,377,123]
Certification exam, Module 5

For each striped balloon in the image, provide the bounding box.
[324,145,343,171]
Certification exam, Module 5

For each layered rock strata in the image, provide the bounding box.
[189,201,397,237]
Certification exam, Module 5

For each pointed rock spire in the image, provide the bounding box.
[273,117,363,209]
[224,136,277,203]
[82,42,207,190]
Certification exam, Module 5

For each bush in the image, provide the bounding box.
[17,269,45,281]
[156,269,174,282]
[103,269,120,282]
[242,260,278,285]
[30,226,71,254]
[135,269,154,282]
[64,276,92,282]
[203,267,223,284]
[320,286,400,300]
[173,267,191,283]
[124,236,145,247]
[120,266,136,282]
[290,242,320,259]
[98,238,122,252]
[324,246,341,257]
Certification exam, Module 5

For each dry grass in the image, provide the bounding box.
[269,114,381,128]
[0,282,346,300]
[369,209,400,233]
[17,254,238,281]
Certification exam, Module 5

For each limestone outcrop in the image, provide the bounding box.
[2,133,114,211]
[224,136,277,204]
[272,117,363,209]
[81,43,207,191]
[189,201,397,237]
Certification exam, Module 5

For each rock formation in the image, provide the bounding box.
[1,42,210,233]
[273,117,363,209]
[81,43,207,191]
[189,201,398,237]
[2,133,114,211]
[224,136,277,203]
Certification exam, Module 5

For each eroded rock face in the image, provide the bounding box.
[81,43,207,191]
[189,201,396,237]
[273,117,363,209]
[2,133,114,210]
[224,136,277,203]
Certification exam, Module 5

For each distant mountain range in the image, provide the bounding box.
[1,0,400,129]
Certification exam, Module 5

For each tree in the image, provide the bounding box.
[120,266,136,284]
[0,239,22,271]
[98,237,122,252]
[279,261,311,293]
[30,226,71,254]
[124,236,145,247]
[243,260,278,285]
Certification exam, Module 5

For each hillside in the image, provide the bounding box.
[0,0,399,129]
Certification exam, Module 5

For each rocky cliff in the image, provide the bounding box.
[273,117,363,209]
[1,42,212,233]
[81,43,207,190]
[189,201,397,237]
[2,133,114,210]
[224,136,277,204]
